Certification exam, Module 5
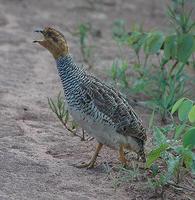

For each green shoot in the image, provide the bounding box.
[112,0,195,122]
[147,98,195,189]
[48,92,86,140]
[75,23,95,69]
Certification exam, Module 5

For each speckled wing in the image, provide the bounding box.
[81,75,147,141]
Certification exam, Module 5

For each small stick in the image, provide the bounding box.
[167,181,195,192]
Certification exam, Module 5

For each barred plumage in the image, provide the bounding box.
[35,27,147,168]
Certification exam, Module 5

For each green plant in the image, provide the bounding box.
[146,97,195,191]
[148,60,187,123]
[113,0,195,122]
[110,58,129,88]
[110,163,146,190]
[167,0,195,34]
[112,19,128,44]
[48,92,86,141]
[75,23,94,69]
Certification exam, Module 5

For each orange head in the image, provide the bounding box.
[34,27,69,59]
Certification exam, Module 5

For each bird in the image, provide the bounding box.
[34,27,147,169]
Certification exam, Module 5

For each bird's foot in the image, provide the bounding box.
[73,161,95,169]
[128,159,146,169]
[73,143,103,169]
[136,161,146,169]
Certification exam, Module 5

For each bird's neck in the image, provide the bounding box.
[55,54,86,95]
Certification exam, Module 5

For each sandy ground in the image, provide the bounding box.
[0,0,194,199]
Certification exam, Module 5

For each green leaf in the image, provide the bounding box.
[177,34,194,63]
[183,128,195,149]
[48,97,58,116]
[111,62,117,80]
[178,99,193,121]
[192,153,195,174]
[166,156,180,182]
[150,164,159,177]
[128,32,147,53]
[182,148,193,169]
[61,103,66,117]
[188,105,195,123]
[174,124,186,140]
[64,110,69,124]
[143,32,164,55]
[71,121,78,130]
[146,144,169,168]
[164,35,177,59]
[171,97,185,114]
[112,19,127,43]
[132,79,146,93]
[193,36,195,52]
[153,127,167,145]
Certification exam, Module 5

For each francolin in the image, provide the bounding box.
[34,27,147,168]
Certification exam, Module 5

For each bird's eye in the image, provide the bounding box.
[47,32,52,37]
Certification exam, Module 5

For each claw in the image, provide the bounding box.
[72,143,103,169]
[73,161,95,169]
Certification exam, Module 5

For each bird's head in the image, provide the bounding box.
[34,27,69,59]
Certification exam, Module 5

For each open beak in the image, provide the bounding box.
[33,29,45,43]
[34,29,44,33]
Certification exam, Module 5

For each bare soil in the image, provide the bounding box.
[0,0,194,199]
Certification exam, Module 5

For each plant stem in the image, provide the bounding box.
[169,60,179,75]
[144,54,149,68]
[136,52,141,66]
[59,118,84,140]
[168,181,195,192]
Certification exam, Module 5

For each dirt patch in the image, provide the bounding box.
[0,0,194,199]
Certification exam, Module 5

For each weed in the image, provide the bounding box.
[167,0,195,34]
[75,23,95,69]
[110,58,129,88]
[107,1,195,196]
[110,163,146,190]
[48,92,86,141]
[112,19,128,45]
[110,0,195,122]
[146,97,195,192]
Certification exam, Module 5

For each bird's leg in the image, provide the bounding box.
[118,144,128,166]
[138,150,146,163]
[75,143,103,169]
[136,150,146,169]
